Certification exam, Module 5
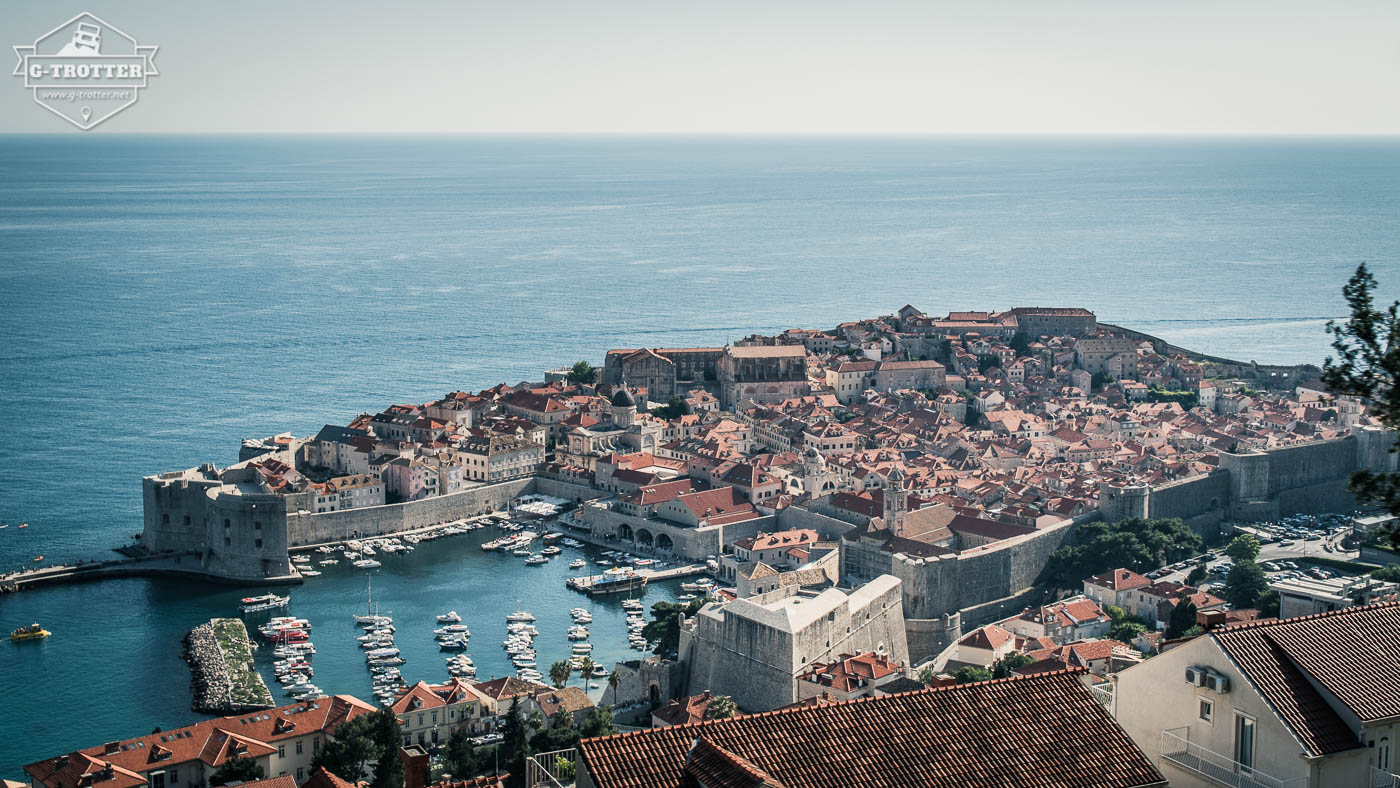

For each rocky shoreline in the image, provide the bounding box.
[182,618,274,714]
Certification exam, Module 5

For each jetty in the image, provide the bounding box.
[567,563,708,594]
[183,618,275,714]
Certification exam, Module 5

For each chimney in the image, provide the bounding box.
[400,746,429,788]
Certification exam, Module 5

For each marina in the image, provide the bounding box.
[0,511,694,772]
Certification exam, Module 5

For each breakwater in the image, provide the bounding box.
[182,618,274,714]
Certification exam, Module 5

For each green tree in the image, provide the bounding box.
[642,598,704,660]
[1224,534,1262,563]
[1256,589,1281,618]
[1041,517,1203,590]
[1372,564,1400,582]
[578,656,596,687]
[500,697,533,788]
[1103,605,1127,622]
[312,713,378,782]
[209,757,264,787]
[531,709,580,754]
[1107,620,1147,644]
[1185,564,1208,586]
[917,665,937,686]
[650,396,686,419]
[1166,599,1199,639]
[704,695,737,720]
[549,659,572,689]
[365,708,404,788]
[1181,624,1204,638]
[954,666,993,684]
[1224,561,1269,608]
[566,361,596,386]
[1322,263,1400,548]
[990,652,1034,679]
[443,729,480,780]
[579,705,618,739]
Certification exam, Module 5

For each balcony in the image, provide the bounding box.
[1373,765,1400,788]
[1160,728,1303,788]
[524,747,579,788]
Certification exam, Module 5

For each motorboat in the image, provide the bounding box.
[524,554,548,566]
[541,546,562,556]
[300,569,321,577]
[239,594,290,614]
[10,623,50,642]
[365,646,400,659]
[569,559,587,569]
[590,665,608,678]
[434,624,469,635]
[571,643,594,654]
[352,559,381,568]
[436,611,461,623]
[505,610,535,623]
[438,637,469,651]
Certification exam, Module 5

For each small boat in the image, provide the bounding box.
[595,559,612,566]
[352,559,381,569]
[589,682,600,689]
[591,665,608,678]
[299,569,321,577]
[438,638,469,651]
[18,523,29,529]
[32,555,42,562]
[436,611,461,624]
[572,643,594,654]
[434,624,470,635]
[10,623,50,642]
[318,559,338,566]
[525,554,548,566]
[239,594,290,613]
[569,559,587,569]
[365,647,401,659]
[678,593,697,601]
[505,610,535,623]
[512,548,532,557]
[541,546,562,556]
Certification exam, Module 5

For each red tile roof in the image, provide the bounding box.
[301,767,357,788]
[578,671,1164,788]
[1212,602,1400,755]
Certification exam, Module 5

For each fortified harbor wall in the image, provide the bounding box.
[1099,429,1398,527]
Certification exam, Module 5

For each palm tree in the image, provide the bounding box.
[548,660,571,689]
[578,656,595,686]
[606,670,621,706]
[704,694,737,720]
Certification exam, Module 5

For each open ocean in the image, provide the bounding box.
[0,135,1398,774]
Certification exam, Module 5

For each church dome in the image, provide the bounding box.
[610,388,636,407]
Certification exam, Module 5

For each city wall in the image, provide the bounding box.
[285,477,535,546]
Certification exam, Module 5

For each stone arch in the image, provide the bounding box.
[636,529,654,547]
[657,533,674,553]
[618,523,634,542]
[648,682,660,704]
[1208,497,1221,510]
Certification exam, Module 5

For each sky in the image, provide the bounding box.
[3,0,1399,134]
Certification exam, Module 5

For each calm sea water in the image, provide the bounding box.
[1,135,1399,773]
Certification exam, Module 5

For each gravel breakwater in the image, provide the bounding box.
[182,618,274,714]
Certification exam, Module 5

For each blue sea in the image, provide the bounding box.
[0,135,1398,774]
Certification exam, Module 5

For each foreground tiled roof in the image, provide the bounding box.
[578,671,1164,788]
[1212,602,1400,755]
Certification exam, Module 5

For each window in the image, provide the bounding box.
[183,515,190,525]
[150,773,165,788]
[278,744,285,758]
[295,741,302,754]
[162,514,170,524]
[1234,714,1256,771]
[1381,737,1392,773]
[296,769,303,782]
[169,770,178,784]
[313,737,320,753]
[255,539,263,548]
[1198,698,1213,723]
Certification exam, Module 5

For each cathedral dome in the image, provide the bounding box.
[610,388,636,407]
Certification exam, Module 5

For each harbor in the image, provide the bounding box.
[0,510,700,771]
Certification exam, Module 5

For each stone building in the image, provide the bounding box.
[1006,306,1098,338]
[680,575,909,712]
[717,345,810,409]
[601,347,725,398]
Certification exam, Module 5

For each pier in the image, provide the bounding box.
[0,552,301,593]
[566,563,709,594]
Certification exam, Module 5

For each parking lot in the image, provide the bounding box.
[1149,511,1367,593]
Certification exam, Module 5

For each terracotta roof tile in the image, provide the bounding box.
[578,671,1163,788]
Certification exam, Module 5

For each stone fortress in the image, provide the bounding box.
[138,306,1398,672]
